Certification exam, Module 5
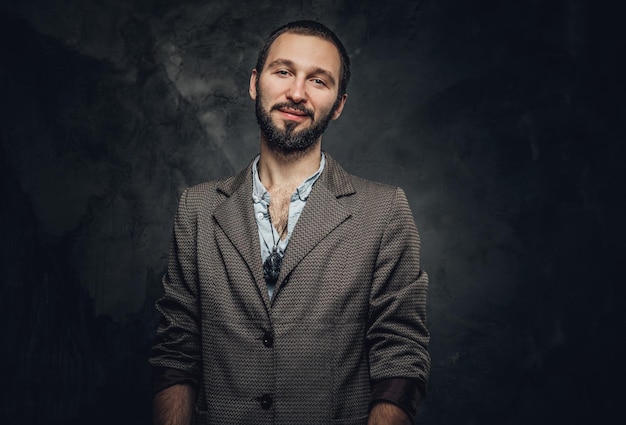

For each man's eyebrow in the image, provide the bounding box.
[266,59,337,87]
[266,58,295,69]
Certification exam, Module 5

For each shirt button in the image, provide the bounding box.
[257,394,273,410]
[256,212,264,220]
[262,331,274,348]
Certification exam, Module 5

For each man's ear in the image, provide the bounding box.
[249,69,258,101]
[331,93,348,120]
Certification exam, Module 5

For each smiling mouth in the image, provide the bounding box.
[281,107,306,115]
[278,108,310,120]
[272,103,313,121]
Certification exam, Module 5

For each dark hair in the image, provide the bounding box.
[255,20,351,96]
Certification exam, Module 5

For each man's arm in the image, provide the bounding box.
[149,188,203,422]
[368,401,412,425]
[367,187,430,423]
[153,384,196,425]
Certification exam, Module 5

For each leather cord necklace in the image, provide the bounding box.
[263,208,287,285]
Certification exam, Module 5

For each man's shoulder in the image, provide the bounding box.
[323,153,401,200]
[185,163,252,200]
[185,176,228,196]
[347,173,399,195]
[328,165,401,209]
[343,174,410,219]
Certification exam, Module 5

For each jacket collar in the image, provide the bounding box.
[212,152,355,307]
[215,152,355,199]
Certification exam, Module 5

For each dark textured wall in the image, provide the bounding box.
[1,0,623,424]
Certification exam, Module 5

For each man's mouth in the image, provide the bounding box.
[281,107,306,116]
[272,104,313,121]
[279,109,308,121]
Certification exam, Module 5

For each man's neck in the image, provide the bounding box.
[258,137,323,193]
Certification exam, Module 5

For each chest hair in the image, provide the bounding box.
[268,188,292,240]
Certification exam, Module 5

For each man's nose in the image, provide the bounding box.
[287,78,307,103]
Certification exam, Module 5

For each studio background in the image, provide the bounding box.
[1,0,623,424]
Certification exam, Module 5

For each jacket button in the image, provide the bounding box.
[262,331,274,348]
[257,394,273,410]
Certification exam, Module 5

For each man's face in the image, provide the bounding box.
[250,32,347,155]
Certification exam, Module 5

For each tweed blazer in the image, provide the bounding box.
[150,154,430,425]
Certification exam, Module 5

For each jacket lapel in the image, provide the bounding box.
[274,154,355,296]
[212,162,271,307]
[211,154,357,305]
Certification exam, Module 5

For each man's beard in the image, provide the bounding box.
[255,92,339,156]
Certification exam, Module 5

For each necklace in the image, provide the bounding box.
[263,208,287,285]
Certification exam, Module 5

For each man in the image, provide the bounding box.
[150,20,430,425]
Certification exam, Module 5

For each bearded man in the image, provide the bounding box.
[150,20,430,425]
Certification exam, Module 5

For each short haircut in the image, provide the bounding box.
[255,20,351,97]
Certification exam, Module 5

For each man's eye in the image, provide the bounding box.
[277,70,290,76]
[312,78,326,86]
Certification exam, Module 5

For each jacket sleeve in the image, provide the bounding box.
[149,188,202,385]
[367,187,430,409]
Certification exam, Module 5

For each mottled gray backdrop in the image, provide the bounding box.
[1,0,623,424]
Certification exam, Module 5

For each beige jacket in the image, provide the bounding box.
[150,154,430,425]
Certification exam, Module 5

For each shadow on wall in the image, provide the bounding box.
[0,15,163,425]
[0,153,155,424]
